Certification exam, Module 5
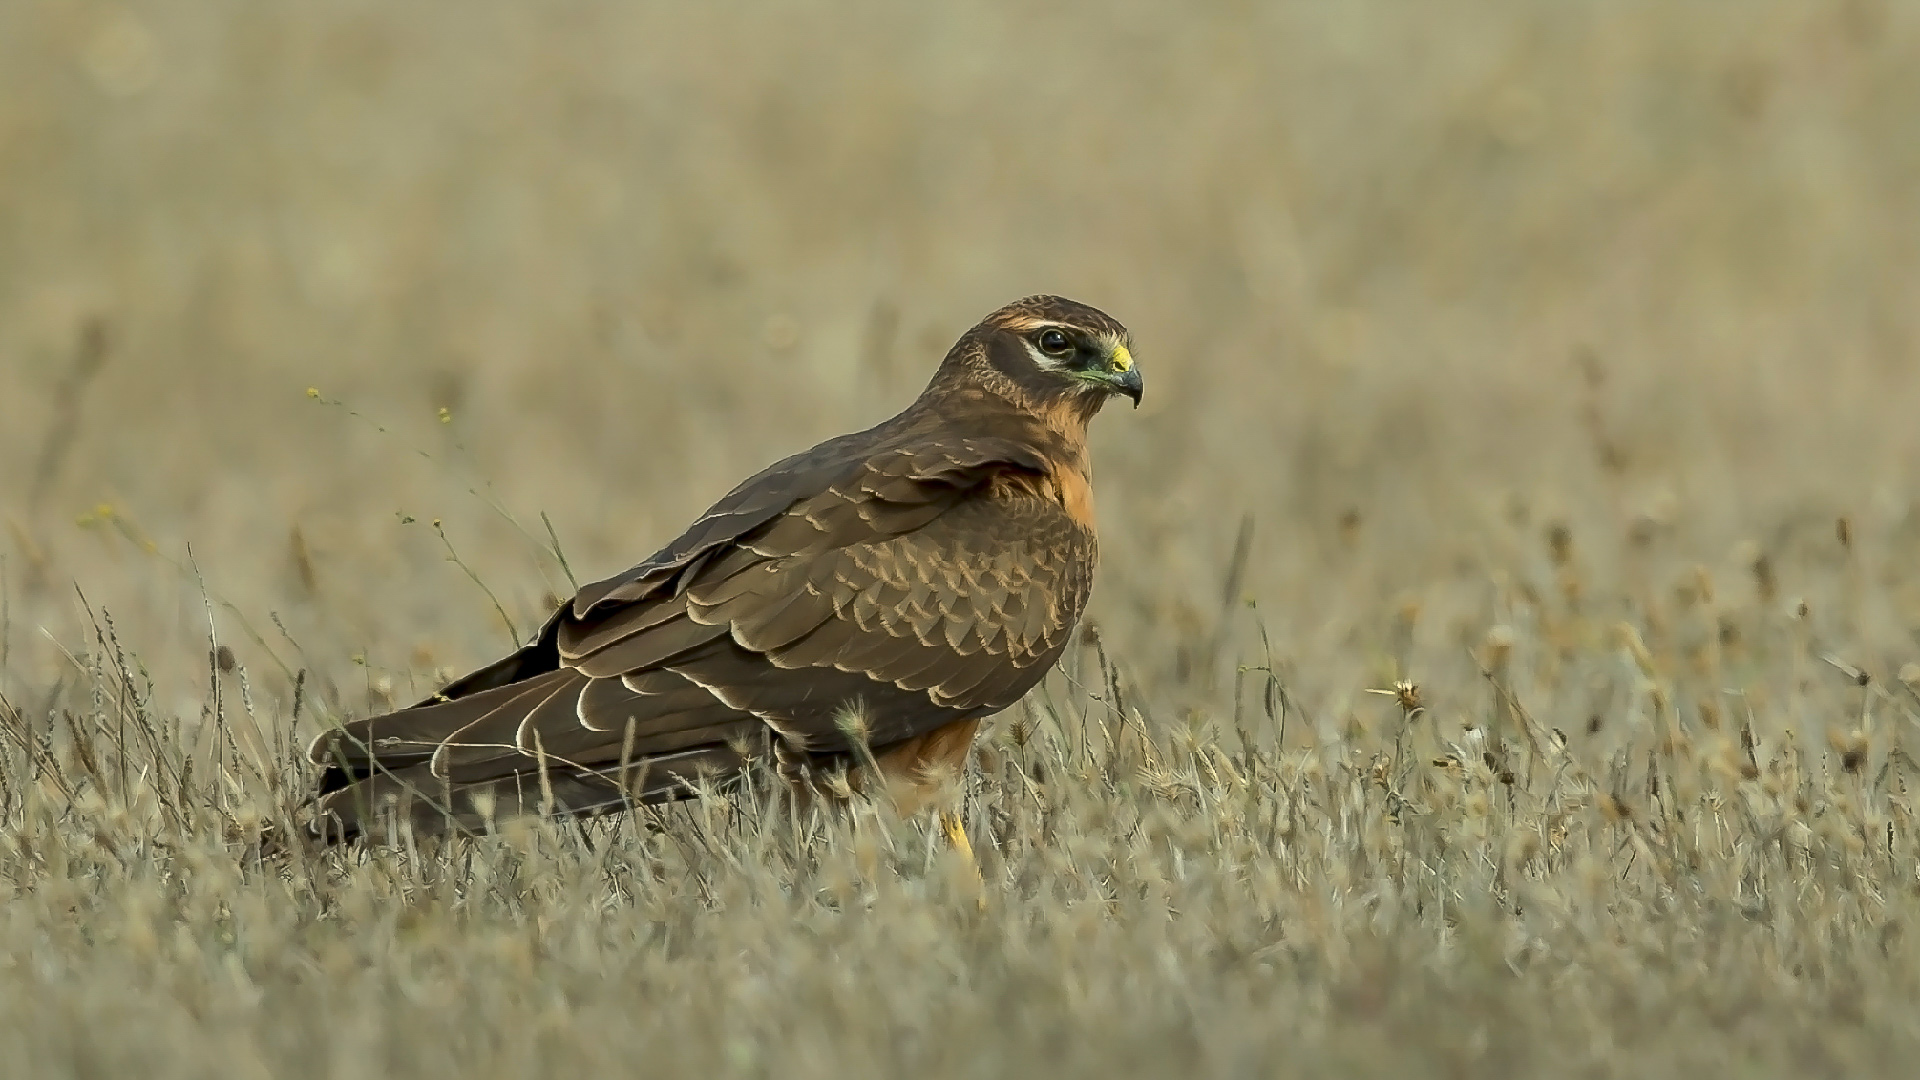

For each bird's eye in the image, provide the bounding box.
[1037,329,1072,356]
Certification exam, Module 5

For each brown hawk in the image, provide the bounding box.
[307,295,1141,846]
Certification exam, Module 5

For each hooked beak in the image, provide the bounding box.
[1103,342,1143,407]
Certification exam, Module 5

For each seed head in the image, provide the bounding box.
[1365,680,1424,719]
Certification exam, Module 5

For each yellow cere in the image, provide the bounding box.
[1109,343,1133,372]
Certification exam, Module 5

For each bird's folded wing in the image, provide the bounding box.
[565,435,1053,614]
[310,433,1088,790]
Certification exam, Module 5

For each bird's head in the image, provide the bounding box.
[944,295,1142,419]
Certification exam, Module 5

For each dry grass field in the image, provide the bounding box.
[5,1,1920,1075]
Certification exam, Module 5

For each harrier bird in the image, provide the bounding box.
[308,295,1141,852]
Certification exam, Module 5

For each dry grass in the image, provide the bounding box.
[5,1,1920,1075]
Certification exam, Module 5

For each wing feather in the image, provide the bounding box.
[729,583,836,653]
[567,615,730,678]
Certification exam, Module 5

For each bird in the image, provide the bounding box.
[306,294,1142,855]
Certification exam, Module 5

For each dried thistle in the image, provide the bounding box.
[1827,727,1869,774]
[1364,679,1425,721]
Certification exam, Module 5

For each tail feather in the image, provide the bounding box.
[308,670,573,797]
[310,744,749,842]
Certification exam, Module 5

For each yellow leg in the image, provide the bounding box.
[940,809,985,907]
[941,809,976,863]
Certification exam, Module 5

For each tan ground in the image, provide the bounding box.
[4,1,1920,1075]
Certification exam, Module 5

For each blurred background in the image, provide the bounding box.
[3,0,1918,729]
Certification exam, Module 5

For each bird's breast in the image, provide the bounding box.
[987,466,1096,529]
[1050,466,1097,529]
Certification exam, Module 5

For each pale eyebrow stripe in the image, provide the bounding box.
[997,316,1078,333]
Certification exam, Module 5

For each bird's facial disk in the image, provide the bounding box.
[1021,324,1144,407]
